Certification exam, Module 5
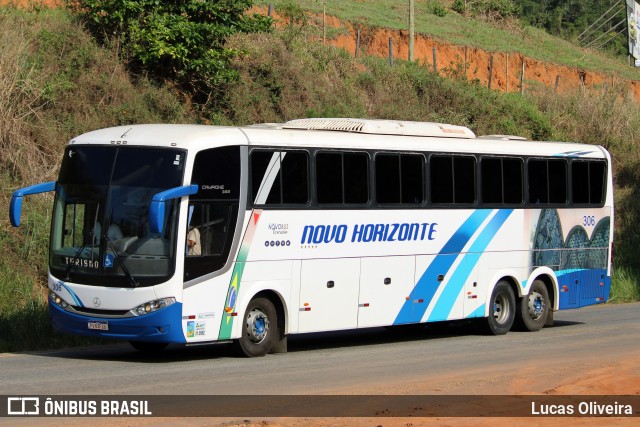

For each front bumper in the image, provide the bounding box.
[49,300,186,343]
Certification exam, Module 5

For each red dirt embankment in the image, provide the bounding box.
[8,1,640,100]
[256,6,640,101]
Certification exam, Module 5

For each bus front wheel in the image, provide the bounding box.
[236,297,277,357]
[515,280,550,331]
[481,281,515,335]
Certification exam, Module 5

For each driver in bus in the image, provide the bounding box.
[187,226,201,256]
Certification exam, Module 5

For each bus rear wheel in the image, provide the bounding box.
[480,281,515,335]
[236,297,277,357]
[515,280,550,331]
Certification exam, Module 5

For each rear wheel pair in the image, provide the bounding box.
[481,279,550,335]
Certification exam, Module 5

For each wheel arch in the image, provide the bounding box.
[484,272,522,317]
[526,267,559,311]
[229,279,291,341]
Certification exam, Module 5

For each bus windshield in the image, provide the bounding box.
[50,146,186,287]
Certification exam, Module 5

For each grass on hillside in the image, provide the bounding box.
[0,6,193,352]
[256,0,640,81]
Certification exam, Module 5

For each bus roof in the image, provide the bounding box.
[68,120,608,159]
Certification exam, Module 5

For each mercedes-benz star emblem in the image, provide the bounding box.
[93,297,101,308]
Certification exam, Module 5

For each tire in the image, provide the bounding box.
[481,281,516,335]
[515,279,550,332]
[129,341,169,352]
[236,297,277,357]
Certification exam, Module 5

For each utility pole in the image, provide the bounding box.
[409,0,415,62]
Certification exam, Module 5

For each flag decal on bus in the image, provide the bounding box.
[218,209,262,340]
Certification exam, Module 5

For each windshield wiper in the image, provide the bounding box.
[63,243,91,282]
[103,232,139,288]
[63,205,99,281]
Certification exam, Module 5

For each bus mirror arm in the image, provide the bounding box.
[10,181,56,227]
[149,184,198,235]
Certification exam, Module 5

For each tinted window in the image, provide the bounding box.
[316,152,343,204]
[430,155,475,204]
[401,155,425,204]
[572,160,606,205]
[316,151,369,204]
[528,159,567,204]
[481,157,523,204]
[375,153,424,204]
[375,154,400,203]
[251,150,309,205]
[192,146,240,200]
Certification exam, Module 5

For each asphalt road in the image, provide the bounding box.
[1,302,638,396]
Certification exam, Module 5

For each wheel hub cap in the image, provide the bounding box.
[528,292,545,320]
[246,308,269,344]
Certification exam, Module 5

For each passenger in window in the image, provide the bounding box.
[187,227,201,256]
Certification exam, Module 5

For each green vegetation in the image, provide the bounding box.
[0,6,193,352]
[67,0,271,109]
[517,0,628,56]
[0,3,638,352]
[257,0,640,80]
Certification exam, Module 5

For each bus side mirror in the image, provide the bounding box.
[149,185,198,235]
[9,181,56,227]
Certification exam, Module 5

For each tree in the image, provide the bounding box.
[67,0,272,106]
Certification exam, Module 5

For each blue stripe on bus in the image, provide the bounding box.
[393,209,493,325]
[428,209,513,321]
[466,303,485,319]
[59,281,84,308]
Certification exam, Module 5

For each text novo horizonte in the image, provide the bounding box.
[301,223,438,245]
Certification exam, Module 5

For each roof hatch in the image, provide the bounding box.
[282,118,475,138]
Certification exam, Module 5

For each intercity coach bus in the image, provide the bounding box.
[10,118,613,357]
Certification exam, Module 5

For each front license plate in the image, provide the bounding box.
[88,321,109,331]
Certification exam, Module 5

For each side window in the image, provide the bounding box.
[572,160,606,205]
[430,155,475,204]
[316,151,369,205]
[528,159,567,205]
[375,153,424,204]
[185,146,240,282]
[251,150,309,205]
[481,157,523,204]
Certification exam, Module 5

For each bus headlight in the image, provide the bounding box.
[49,291,69,308]
[130,297,176,316]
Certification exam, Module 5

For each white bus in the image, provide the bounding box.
[10,118,613,357]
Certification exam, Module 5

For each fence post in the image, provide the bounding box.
[323,5,326,45]
[388,37,394,66]
[409,0,415,62]
[433,46,437,73]
[520,58,525,95]
[464,46,468,80]
[488,54,493,89]
[554,75,560,94]
[267,3,272,17]
[505,53,509,93]
[355,29,361,59]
